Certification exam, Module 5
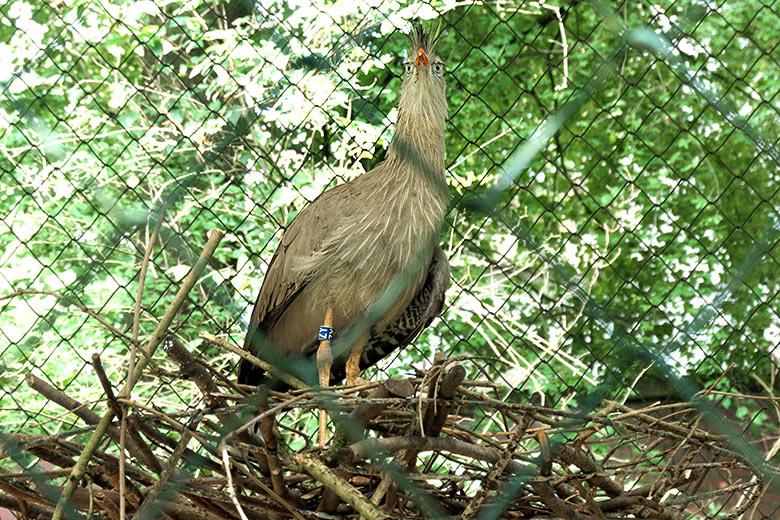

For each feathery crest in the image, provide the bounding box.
[407,19,444,55]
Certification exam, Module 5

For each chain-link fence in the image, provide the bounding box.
[1,0,778,517]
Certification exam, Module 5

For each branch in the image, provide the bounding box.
[348,436,533,476]
[52,229,224,520]
[289,453,389,520]
[200,332,308,391]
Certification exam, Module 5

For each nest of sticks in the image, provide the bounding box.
[1,333,770,520]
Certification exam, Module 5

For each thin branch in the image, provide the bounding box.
[51,229,225,520]
[200,332,308,391]
[290,453,389,520]
[124,198,167,520]
[222,443,250,520]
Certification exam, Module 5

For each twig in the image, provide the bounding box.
[693,362,734,399]
[163,335,227,409]
[462,413,531,519]
[52,229,224,520]
[531,481,590,520]
[236,457,307,520]
[23,373,159,471]
[123,205,166,520]
[133,426,194,520]
[200,332,308,391]
[222,443,250,520]
[91,354,163,475]
[290,452,388,520]
[349,436,532,475]
[539,1,569,91]
[322,378,415,468]
[91,353,123,418]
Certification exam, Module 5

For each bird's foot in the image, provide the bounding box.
[345,375,370,387]
[345,338,367,389]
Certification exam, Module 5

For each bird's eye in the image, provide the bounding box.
[432,62,444,76]
[404,63,414,76]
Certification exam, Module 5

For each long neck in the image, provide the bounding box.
[384,97,448,195]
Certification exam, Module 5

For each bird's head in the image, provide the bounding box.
[398,21,447,123]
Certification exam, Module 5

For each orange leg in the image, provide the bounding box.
[345,333,368,386]
[317,300,335,447]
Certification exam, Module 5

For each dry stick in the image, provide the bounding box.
[231,381,331,489]
[0,494,54,518]
[134,427,193,520]
[256,391,302,511]
[416,352,447,439]
[322,378,415,467]
[122,411,224,476]
[557,445,623,498]
[349,436,532,475]
[531,481,592,520]
[374,358,457,509]
[193,354,246,397]
[602,400,728,444]
[233,393,306,438]
[663,479,763,508]
[122,206,167,520]
[200,332,307,391]
[10,433,159,491]
[726,477,766,520]
[570,480,608,520]
[461,413,532,519]
[15,485,232,520]
[92,354,163,475]
[386,362,465,508]
[417,363,465,462]
[290,452,388,520]
[221,443,250,520]
[0,494,53,518]
[532,430,586,518]
[237,454,307,520]
[112,397,240,479]
[598,494,668,514]
[23,374,158,472]
[102,460,145,512]
[653,415,701,500]
[163,336,227,410]
[0,478,51,507]
[51,229,224,520]
[320,379,415,512]
[694,362,734,400]
[92,353,124,418]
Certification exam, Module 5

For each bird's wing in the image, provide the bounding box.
[238,182,357,385]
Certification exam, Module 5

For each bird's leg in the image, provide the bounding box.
[345,332,369,387]
[317,299,335,447]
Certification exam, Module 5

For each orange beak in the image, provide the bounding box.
[415,47,429,68]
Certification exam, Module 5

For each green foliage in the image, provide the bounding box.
[0,0,778,443]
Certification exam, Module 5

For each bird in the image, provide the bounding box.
[238,22,450,396]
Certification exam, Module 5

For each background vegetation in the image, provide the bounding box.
[1,0,778,490]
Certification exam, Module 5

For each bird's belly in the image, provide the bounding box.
[280,204,442,358]
[316,247,429,326]
[266,250,428,361]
